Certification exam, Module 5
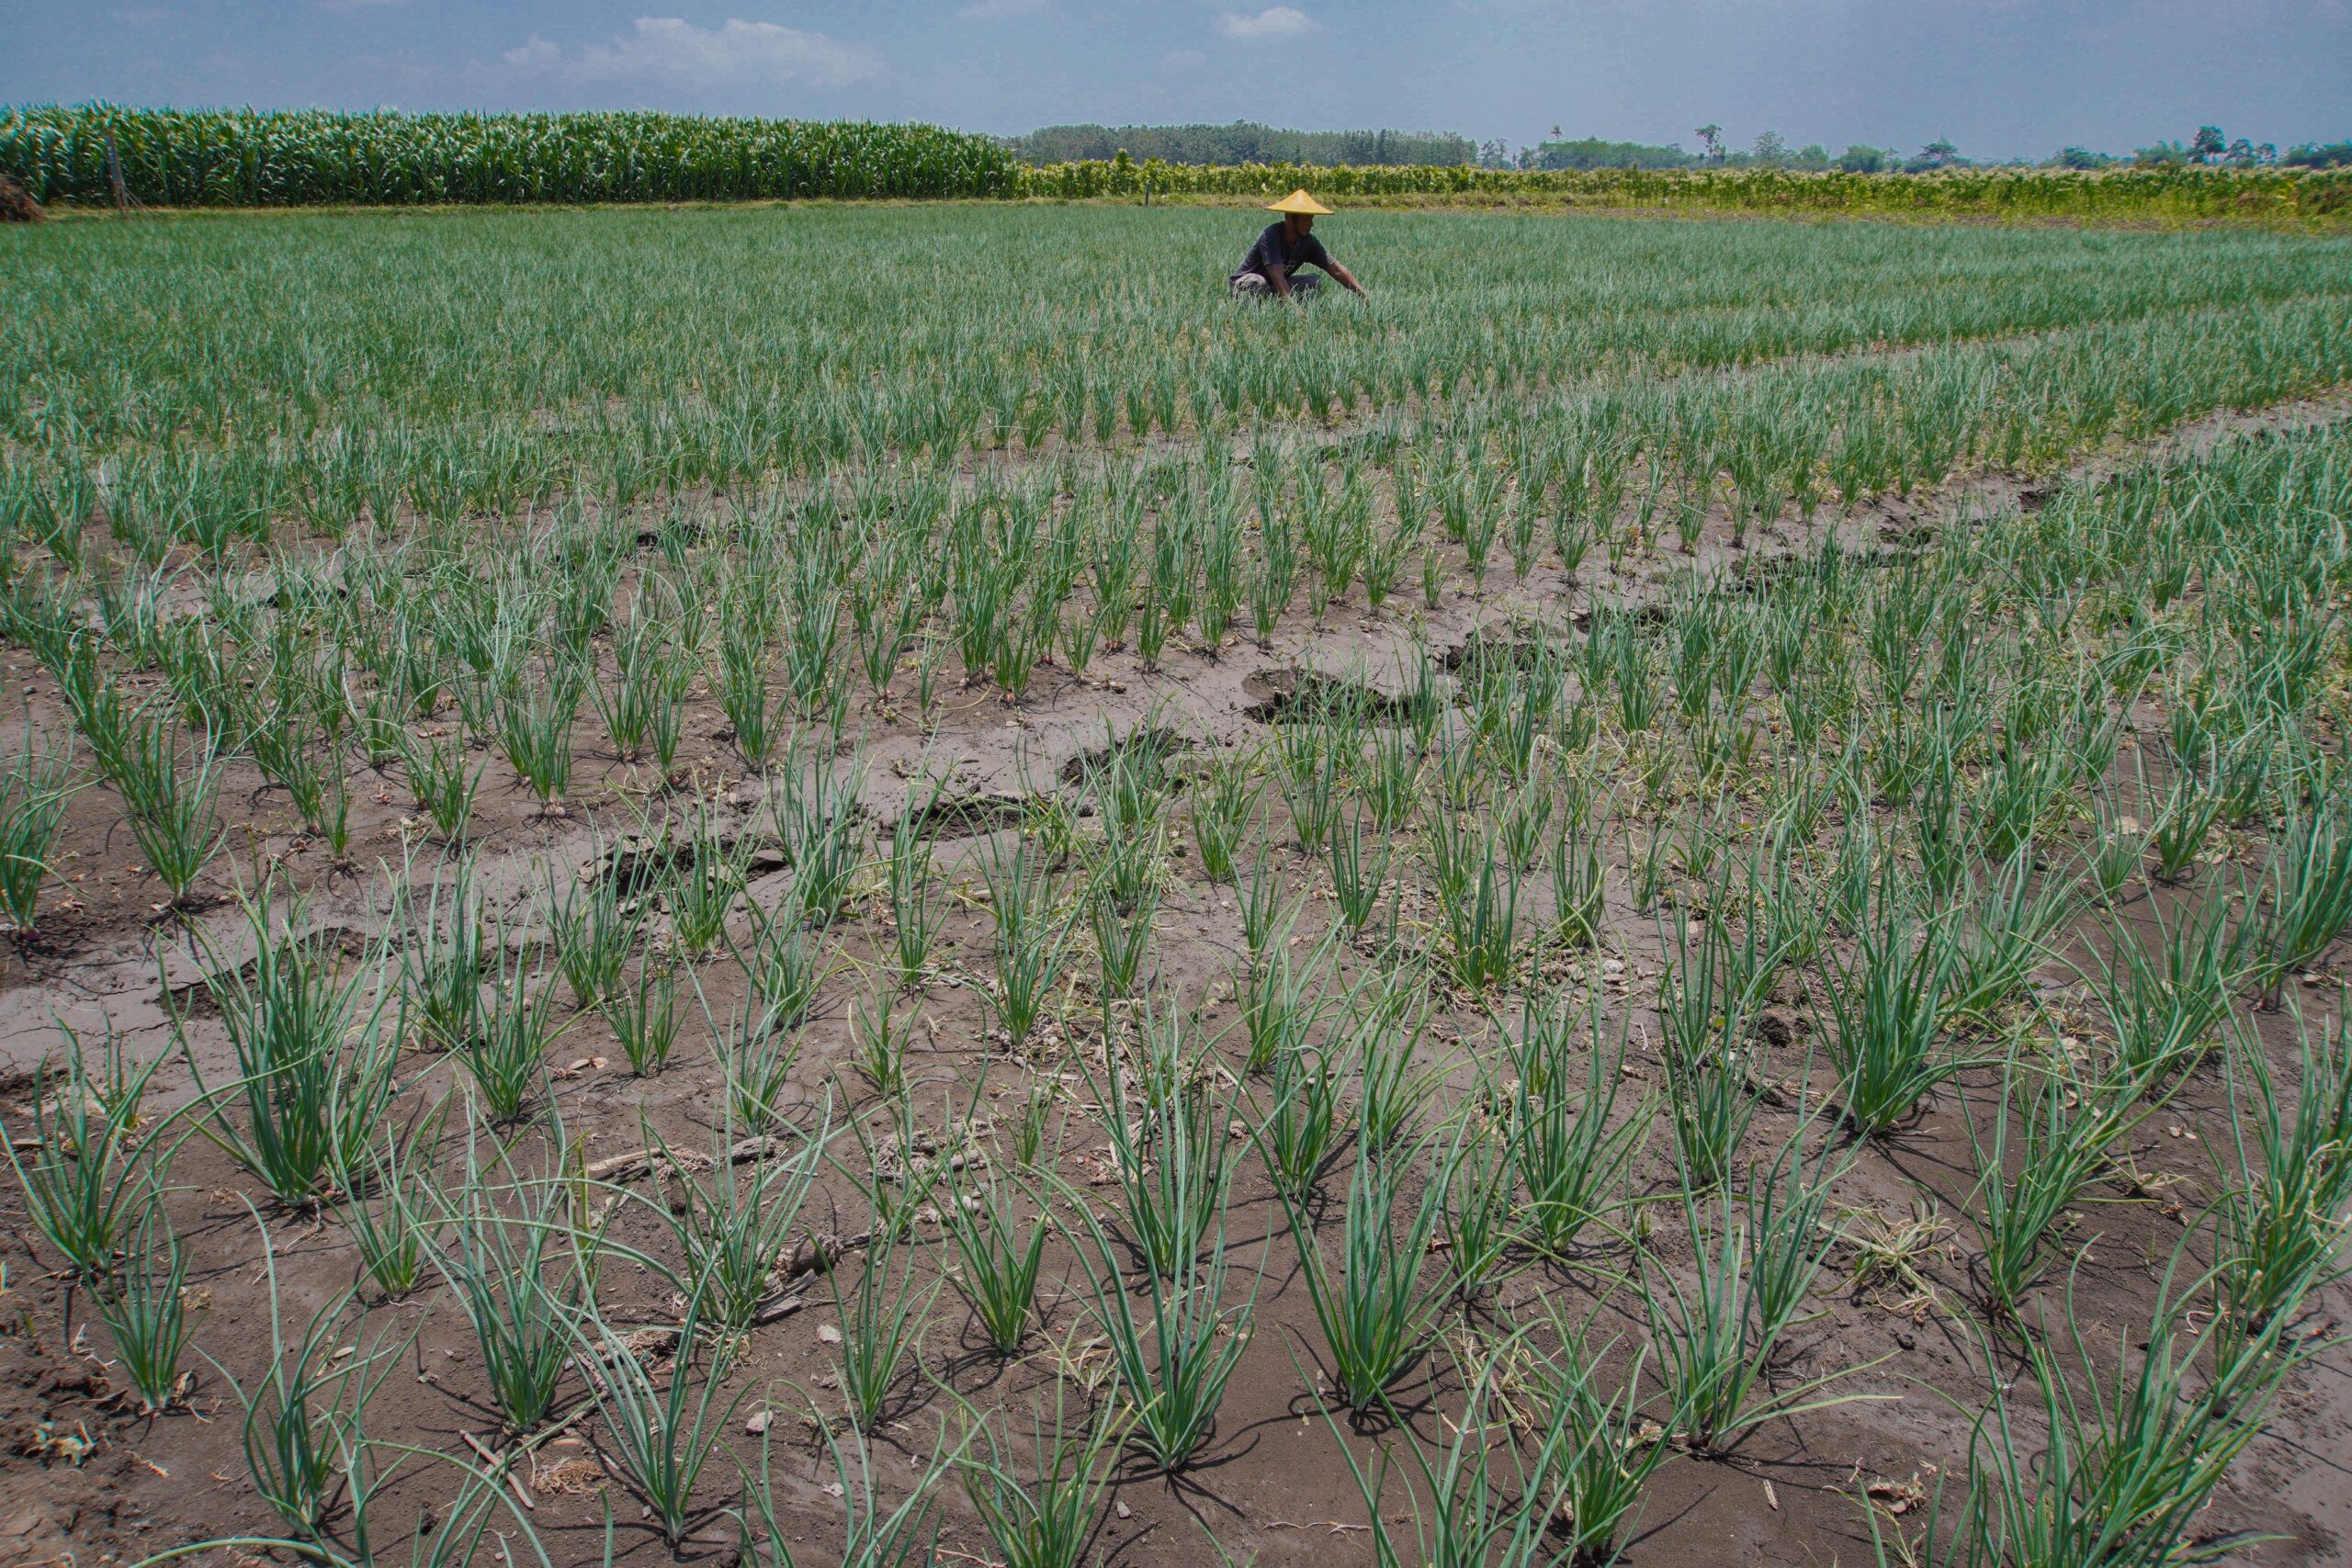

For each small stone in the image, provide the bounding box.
[745,1409,771,1435]
[1895,1331,1916,1351]
[1601,958,1625,976]
[1116,1502,1133,1520]
[817,1323,842,1345]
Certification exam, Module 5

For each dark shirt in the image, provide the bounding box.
[1232,220,1332,284]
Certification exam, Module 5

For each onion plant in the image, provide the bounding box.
[980,834,1073,1051]
[1057,1178,1257,1473]
[1642,1137,1854,1453]
[210,1206,413,1537]
[944,1170,1048,1354]
[179,890,402,1204]
[91,1194,197,1414]
[0,726,75,929]
[1510,993,1645,1252]
[1965,1046,2156,1317]
[959,1391,1126,1568]
[431,1143,588,1436]
[1283,1134,1451,1413]
[4,1021,164,1282]
[575,1285,745,1548]
[1819,874,1963,1137]
[654,1101,828,1333]
[2212,1009,2352,1336]
[828,1224,943,1432]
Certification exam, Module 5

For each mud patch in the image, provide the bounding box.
[1242,668,1412,724]
[894,789,1040,841]
[1057,726,1194,787]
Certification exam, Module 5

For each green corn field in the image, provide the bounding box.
[1,103,1021,206]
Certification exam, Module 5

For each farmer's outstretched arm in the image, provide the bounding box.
[1268,264,1295,299]
[1327,260,1368,298]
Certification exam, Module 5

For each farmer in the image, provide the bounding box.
[1230,189,1368,303]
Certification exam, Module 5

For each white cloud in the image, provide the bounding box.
[1216,6,1315,39]
[503,34,561,75]
[957,0,1047,17]
[507,17,880,89]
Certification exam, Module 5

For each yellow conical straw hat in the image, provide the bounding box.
[1265,188,1333,216]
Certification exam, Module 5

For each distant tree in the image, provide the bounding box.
[1751,130,1790,166]
[1792,142,1832,171]
[2286,141,2352,168]
[1529,136,1700,171]
[2134,139,2190,167]
[2190,125,2226,164]
[1696,124,1724,164]
[1003,121,1477,167]
[1478,137,1512,168]
[2052,145,2110,169]
[1920,136,1961,168]
[1838,143,1889,173]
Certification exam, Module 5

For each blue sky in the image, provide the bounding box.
[5,1,2346,158]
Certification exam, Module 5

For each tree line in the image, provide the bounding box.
[1008,119,2352,174]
